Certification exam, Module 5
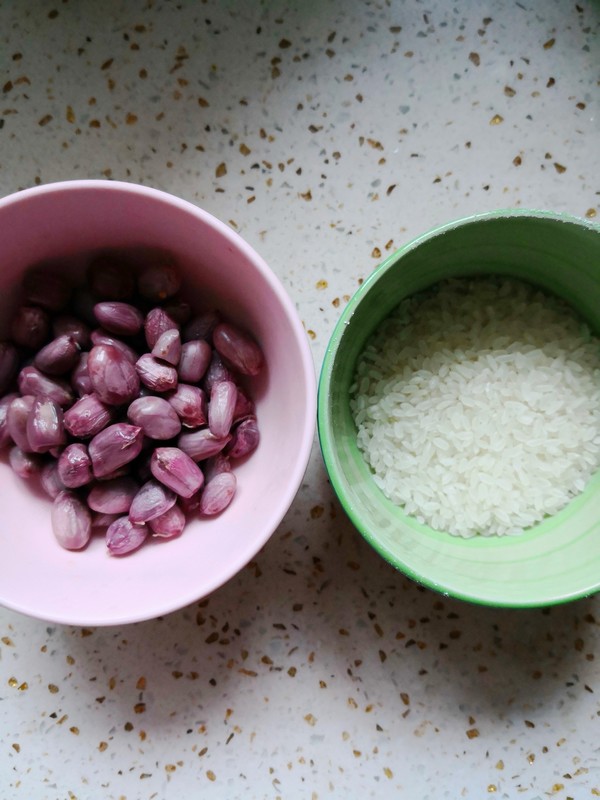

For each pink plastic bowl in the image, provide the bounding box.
[0,180,316,625]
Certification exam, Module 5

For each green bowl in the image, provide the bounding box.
[318,209,600,607]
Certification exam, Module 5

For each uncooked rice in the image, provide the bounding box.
[349,276,600,537]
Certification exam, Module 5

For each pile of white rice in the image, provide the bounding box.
[350,276,600,537]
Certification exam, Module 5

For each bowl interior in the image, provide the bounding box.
[319,211,600,607]
[0,181,315,625]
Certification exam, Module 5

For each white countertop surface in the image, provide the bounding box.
[1,1,599,798]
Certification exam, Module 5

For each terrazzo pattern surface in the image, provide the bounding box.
[1,1,599,797]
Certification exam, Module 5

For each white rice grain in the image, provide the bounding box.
[350,277,600,538]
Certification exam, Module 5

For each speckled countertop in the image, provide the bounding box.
[1,1,599,798]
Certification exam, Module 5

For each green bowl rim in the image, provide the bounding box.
[317,208,600,608]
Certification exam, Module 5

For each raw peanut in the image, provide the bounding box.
[178,490,203,515]
[152,328,181,365]
[233,388,255,422]
[9,446,43,479]
[149,504,186,538]
[64,393,113,439]
[88,344,140,406]
[90,329,139,364]
[212,321,264,376]
[18,365,74,407]
[34,334,80,375]
[40,461,65,499]
[51,490,92,550]
[208,380,237,438]
[27,396,66,453]
[0,392,18,449]
[52,315,91,348]
[138,262,181,301]
[71,353,93,396]
[127,396,181,439]
[92,512,120,529]
[94,301,144,336]
[129,479,177,524]
[87,476,140,514]
[202,351,234,393]
[106,516,148,555]
[136,354,178,393]
[7,395,35,452]
[88,423,144,478]
[199,472,237,516]
[203,452,231,483]
[57,443,93,488]
[167,384,207,428]
[11,305,50,350]
[183,310,220,342]
[144,307,179,349]
[178,339,211,383]
[150,446,204,498]
[227,417,260,459]
[178,428,230,461]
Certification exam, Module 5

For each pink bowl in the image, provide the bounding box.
[0,180,316,625]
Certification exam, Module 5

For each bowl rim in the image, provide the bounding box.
[317,207,600,608]
[0,179,318,625]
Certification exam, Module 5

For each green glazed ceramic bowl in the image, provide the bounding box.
[318,210,600,607]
